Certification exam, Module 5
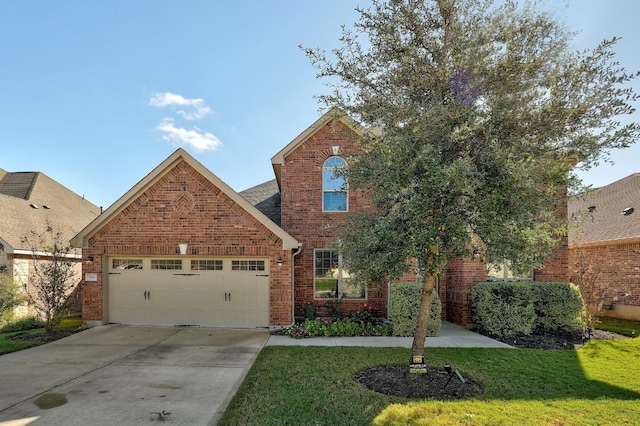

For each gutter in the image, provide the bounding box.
[11,249,82,259]
[289,244,303,327]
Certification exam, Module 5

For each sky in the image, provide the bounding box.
[1,1,639,210]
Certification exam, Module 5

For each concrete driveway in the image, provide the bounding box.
[0,325,268,425]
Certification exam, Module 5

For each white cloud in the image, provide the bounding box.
[149,92,212,120]
[156,118,223,152]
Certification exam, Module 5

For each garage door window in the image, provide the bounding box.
[112,259,143,270]
[151,259,182,270]
[191,260,223,270]
[232,260,265,271]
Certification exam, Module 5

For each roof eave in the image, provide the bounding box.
[72,148,300,251]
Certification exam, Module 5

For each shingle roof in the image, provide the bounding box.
[569,173,640,246]
[0,171,38,199]
[0,168,101,252]
[239,179,281,226]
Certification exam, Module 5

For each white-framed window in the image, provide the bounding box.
[231,260,265,271]
[112,259,143,270]
[191,260,223,271]
[314,249,364,299]
[487,260,533,281]
[322,156,348,212]
[151,259,182,270]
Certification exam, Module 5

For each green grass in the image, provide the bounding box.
[0,316,83,355]
[595,316,640,337]
[219,338,640,425]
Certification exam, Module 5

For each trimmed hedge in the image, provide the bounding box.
[389,282,441,337]
[531,282,585,333]
[470,281,586,338]
[470,281,536,338]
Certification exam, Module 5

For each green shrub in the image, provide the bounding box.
[0,274,27,327]
[324,299,344,320]
[470,282,536,338]
[0,316,45,333]
[389,282,442,337]
[531,282,585,333]
[299,302,319,320]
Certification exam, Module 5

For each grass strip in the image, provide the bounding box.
[0,316,83,355]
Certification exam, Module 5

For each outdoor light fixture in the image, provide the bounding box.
[86,256,94,265]
[179,243,188,255]
[277,257,283,267]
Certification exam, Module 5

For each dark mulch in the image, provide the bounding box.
[493,328,629,350]
[10,328,86,343]
[355,364,483,400]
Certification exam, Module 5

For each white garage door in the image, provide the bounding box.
[107,257,270,328]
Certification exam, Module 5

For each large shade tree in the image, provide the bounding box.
[303,0,639,358]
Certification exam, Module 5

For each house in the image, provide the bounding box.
[569,174,640,320]
[72,110,569,328]
[0,168,100,316]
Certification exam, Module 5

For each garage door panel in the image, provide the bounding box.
[107,257,269,328]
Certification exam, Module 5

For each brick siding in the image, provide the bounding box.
[569,242,640,308]
[81,160,293,326]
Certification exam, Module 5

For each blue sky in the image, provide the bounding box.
[1,1,638,209]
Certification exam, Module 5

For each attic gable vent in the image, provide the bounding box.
[29,204,38,209]
[623,207,635,216]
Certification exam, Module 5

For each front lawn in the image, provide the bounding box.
[0,316,83,355]
[595,316,640,337]
[219,338,640,425]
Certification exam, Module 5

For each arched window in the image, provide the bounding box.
[322,157,348,211]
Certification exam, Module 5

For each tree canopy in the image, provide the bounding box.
[303,0,639,356]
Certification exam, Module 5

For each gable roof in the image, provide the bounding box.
[569,173,640,247]
[270,108,362,189]
[71,149,299,250]
[0,171,39,199]
[239,179,281,226]
[0,168,100,253]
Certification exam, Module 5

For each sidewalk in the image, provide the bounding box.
[266,321,513,348]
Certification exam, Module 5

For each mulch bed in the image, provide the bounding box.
[355,364,483,400]
[493,328,629,350]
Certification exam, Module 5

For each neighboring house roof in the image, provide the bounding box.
[271,107,362,189]
[239,179,281,226]
[0,168,100,254]
[71,149,299,250]
[569,173,640,247]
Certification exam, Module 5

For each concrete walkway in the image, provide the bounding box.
[266,321,513,348]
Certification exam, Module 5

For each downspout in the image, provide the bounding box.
[289,244,303,327]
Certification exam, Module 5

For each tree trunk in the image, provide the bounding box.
[411,273,436,358]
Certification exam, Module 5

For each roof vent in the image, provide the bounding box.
[29,204,38,209]
[623,207,634,216]
[587,205,596,213]
[43,205,50,209]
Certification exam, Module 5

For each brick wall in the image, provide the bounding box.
[81,160,293,326]
[534,190,570,282]
[280,119,388,315]
[569,242,640,308]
